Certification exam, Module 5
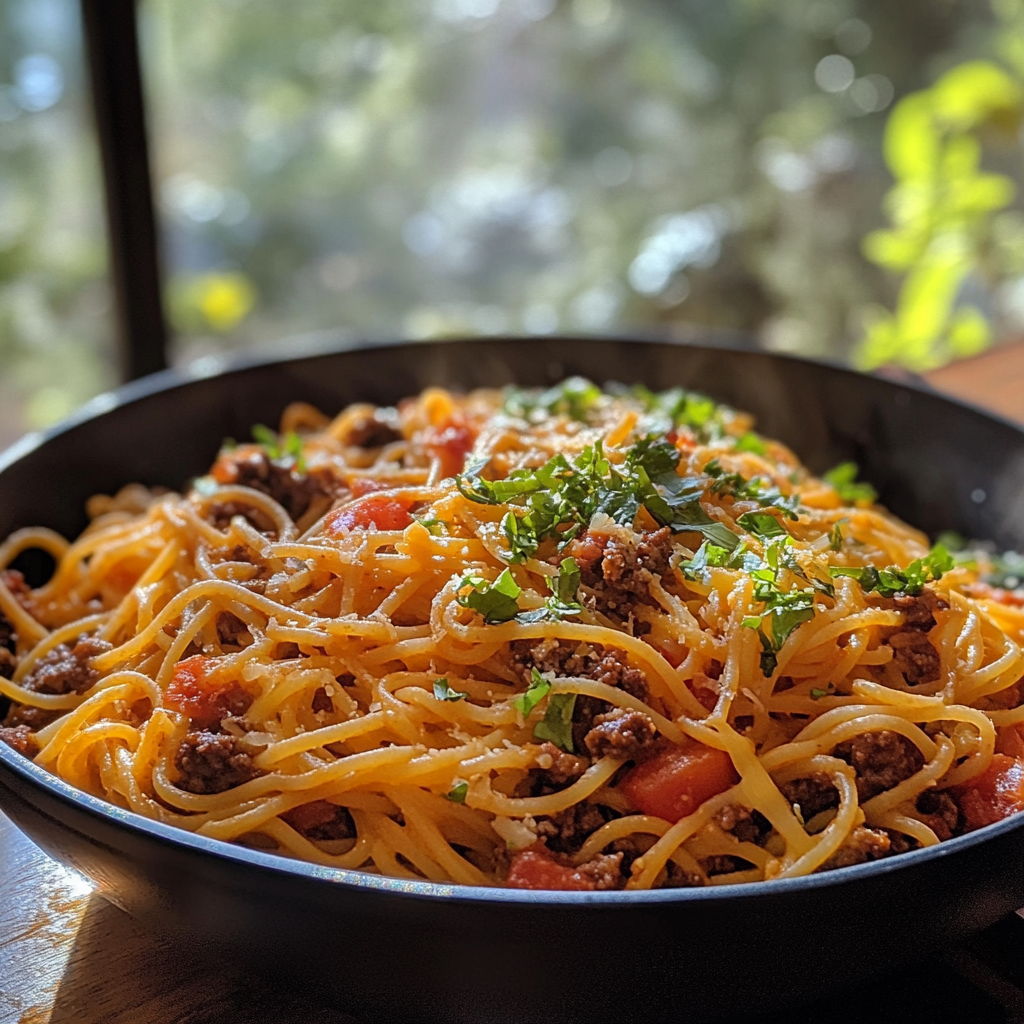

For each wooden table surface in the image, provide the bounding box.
[4,348,1024,1024]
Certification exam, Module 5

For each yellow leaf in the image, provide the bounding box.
[883,92,939,180]
[930,60,1023,132]
[947,306,992,359]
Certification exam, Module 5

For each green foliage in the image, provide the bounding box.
[859,48,1024,372]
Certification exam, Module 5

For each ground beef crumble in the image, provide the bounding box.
[834,730,924,801]
[36,636,112,694]
[715,804,772,845]
[535,801,611,854]
[174,730,263,794]
[583,707,657,760]
[818,826,891,871]
[511,638,653,758]
[574,852,624,889]
[878,589,948,685]
[916,789,960,840]
[281,799,355,841]
[572,527,674,629]
[343,409,403,449]
[510,638,649,700]
[212,446,339,522]
[779,773,840,820]
[518,741,588,796]
[311,685,334,713]
[3,635,113,726]
[0,723,38,757]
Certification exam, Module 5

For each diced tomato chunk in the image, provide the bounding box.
[165,655,252,729]
[619,741,738,823]
[506,847,596,891]
[953,754,1024,832]
[423,421,476,479]
[996,723,1024,759]
[324,496,414,534]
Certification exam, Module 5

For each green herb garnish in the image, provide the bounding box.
[447,780,469,803]
[533,692,577,752]
[737,511,788,538]
[705,460,799,520]
[743,537,818,676]
[512,668,551,717]
[252,424,306,471]
[735,431,767,456]
[829,521,845,552]
[984,549,1024,589]
[415,516,448,536]
[829,544,954,597]
[459,436,739,564]
[503,377,604,423]
[433,678,468,702]
[823,462,878,505]
[456,569,522,623]
[623,383,729,441]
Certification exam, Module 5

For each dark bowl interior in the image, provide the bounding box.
[2,335,1024,1024]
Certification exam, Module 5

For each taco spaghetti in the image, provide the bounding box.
[2,378,1024,891]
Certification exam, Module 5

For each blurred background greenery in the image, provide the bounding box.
[2,0,1024,447]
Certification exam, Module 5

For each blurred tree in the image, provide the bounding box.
[0,0,113,441]
[2,0,1021,449]
[859,1,1024,370]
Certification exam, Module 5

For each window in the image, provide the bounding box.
[0,0,112,448]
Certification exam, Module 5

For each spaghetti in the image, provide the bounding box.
[2,377,1024,891]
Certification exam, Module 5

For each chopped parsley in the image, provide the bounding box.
[742,537,818,676]
[502,377,604,423]
[252,424,306,472]
[459,562,584,626]
[736,511,789,539]
[823,462,878,505]
[459,436,738,563]
[829,521,845,551]
[512,668,551,717]
[446,780,469,803]
[533,692,577,752]
[516,556,584,623]
[456,569,522,623]
[549,556,581,606]
[623,383,729,441]
[433,678,467,702]
[829,544,954,597]
[705,460,799,520]
[809,683,836,700]
[681,540,761,579]
[415,515,448,536]
[734,431,767,456]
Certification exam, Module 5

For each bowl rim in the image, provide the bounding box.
[3,332,1024,908]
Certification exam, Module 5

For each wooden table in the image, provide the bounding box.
[4,348,1024,1024]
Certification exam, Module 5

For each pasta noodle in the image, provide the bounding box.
[3,376,1024,892]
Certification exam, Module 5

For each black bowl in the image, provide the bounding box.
[2,336,1024,1024]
